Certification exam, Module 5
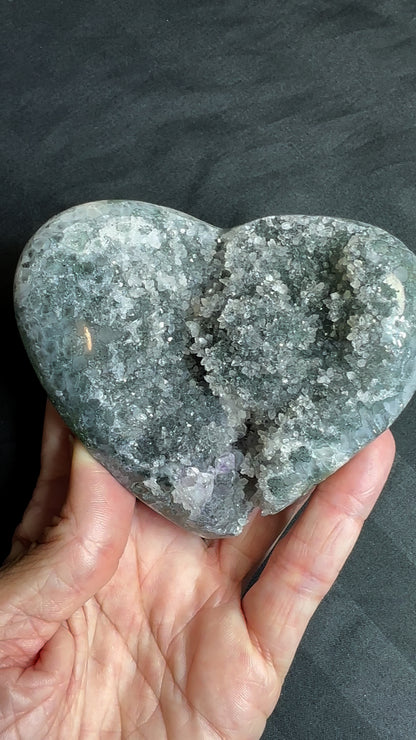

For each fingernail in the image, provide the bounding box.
[72,442,95,466]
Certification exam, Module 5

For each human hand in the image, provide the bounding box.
[0,401,395,739]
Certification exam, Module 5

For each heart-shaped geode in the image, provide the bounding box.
[14,201,416,536]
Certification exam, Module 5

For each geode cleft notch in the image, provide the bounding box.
[14,201,416,536]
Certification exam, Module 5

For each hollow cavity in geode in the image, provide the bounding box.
[14,201,416,536]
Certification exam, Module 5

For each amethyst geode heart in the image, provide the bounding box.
[14,201,416,536]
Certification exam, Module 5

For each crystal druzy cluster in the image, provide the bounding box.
[14,201,416,536]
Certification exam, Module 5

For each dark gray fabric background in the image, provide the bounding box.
[1,1,416,737]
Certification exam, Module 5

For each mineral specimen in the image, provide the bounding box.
[14,201,416,537]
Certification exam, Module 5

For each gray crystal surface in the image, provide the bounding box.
[14,201,416,537]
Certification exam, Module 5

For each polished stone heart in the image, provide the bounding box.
[14,201,416,536]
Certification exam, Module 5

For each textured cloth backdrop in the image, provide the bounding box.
[1,1,416,737]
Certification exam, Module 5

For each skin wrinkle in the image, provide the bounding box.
[318,482,378,519]
[248,618,303,682]
[160,651,225,740]
[214,538,254,583]
[148,579,235,660]
[186,626,271,738]
[66,613,90,693]
[91,599,164,727]
[0,677,59,739]
[181,607,274,737]
[109,577,234,738]
[0,621,52,670]
[142,615,185,711]
[1,541,84,637]
[141,516,206,562]
[275,547,342,602]
[137,540,227,649]
[254,516,358,623]
[9,528,118,631]
[282,517,358,586]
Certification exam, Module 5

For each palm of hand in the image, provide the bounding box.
[0,404,395,739]
[63,513,279,739]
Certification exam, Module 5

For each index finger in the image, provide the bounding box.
[242,430,395,682]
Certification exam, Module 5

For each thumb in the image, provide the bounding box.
[0,442,136,667]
